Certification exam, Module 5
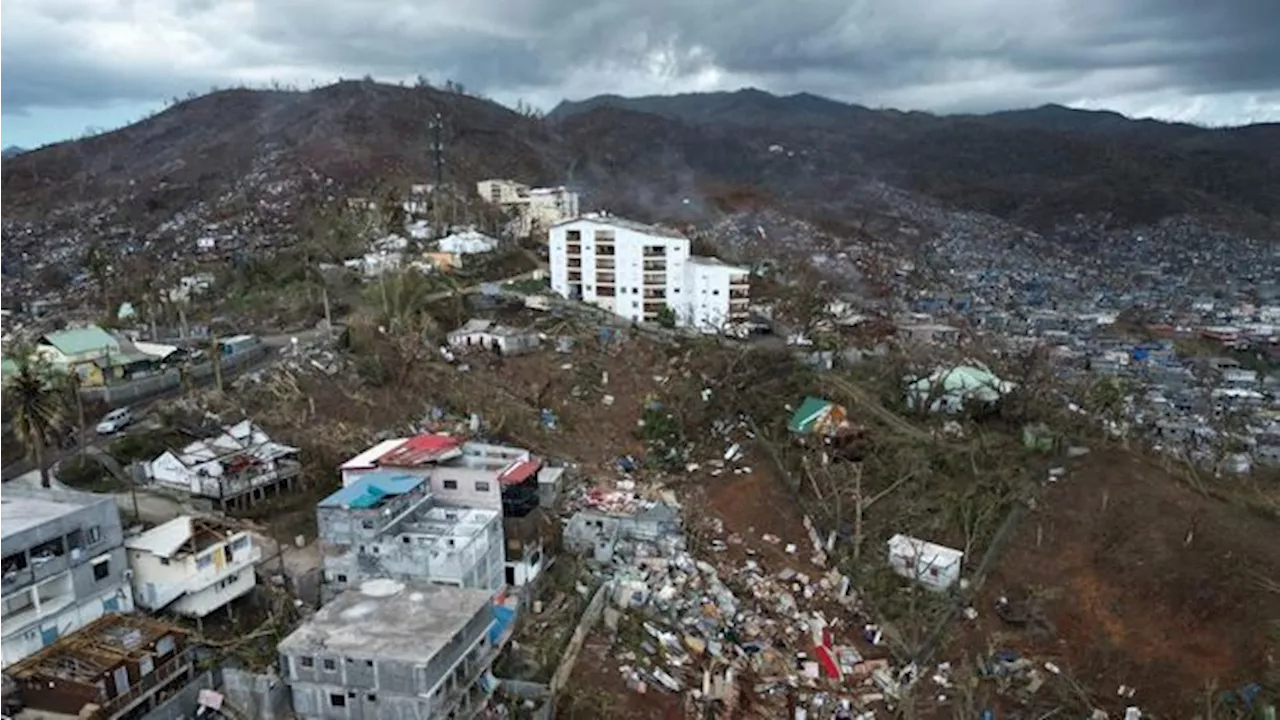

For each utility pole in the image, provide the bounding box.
[429,113,445,237]
[210,334,224,394]
[322,285,334,341]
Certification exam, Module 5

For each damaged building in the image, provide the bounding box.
[2,486,135,667]
[125,516,261,620]
[3,614,194,720]
[141,420,301,512]
[565,499,682,564]
[278,580,505,720]
[317,473,505,601]
[337,435,563,589]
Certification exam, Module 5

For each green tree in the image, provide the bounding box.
[655,305,677,329]
[84,242,113,312]
[3,352,68,488]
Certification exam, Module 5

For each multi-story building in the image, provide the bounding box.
[125,515,262,619]
[4,613,194,720]
[1,486,135,667]
[548,215,751,333]
[317,473,505,600]
[475,179,580,238]
[336,436,555,589]
[279,580,503,720]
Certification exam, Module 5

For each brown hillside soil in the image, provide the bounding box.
[965,449,1280,717]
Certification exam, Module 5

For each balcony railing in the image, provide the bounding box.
[565,244,581,256]
[643,273,666,285]
[643,260,666,271]
[595,257,615,269]
[196,459,301,499]
[100,653,192,718]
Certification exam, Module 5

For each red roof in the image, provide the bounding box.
[498,459,542,486]
[378,434,463,467]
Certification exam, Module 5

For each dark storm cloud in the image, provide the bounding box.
[2,0,1278,122]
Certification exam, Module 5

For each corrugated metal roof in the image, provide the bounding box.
[498,459,542,486]
[378,433,463,467]
[319,473,425,509]
[40,326,118,356]
[126,516,194,557]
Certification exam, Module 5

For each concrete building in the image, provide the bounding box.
[125,516,261,620]
[317,473,505,599]
[475,179,580,238]
[279,580,504,720]
[548,215,750,333]
[3,613,194,720]
[1,487,135,668]
[142,420,301,512]
[335,436,553,589]
[446,319,541,357]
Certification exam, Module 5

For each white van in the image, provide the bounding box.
[96,407,134,435]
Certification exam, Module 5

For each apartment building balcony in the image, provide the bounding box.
[566,243,581,256]
[1,572,76,634]
[595,244,616,256]
[729,275,750,289]
[567,258,582,269]
[643,272,667,285]
[643,246,665,258]
[567,270,582,282]
[643,259,666,271]
[596,272,616,285]
[595,256,616,269]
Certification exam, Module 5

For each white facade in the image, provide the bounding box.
[437,229,499,255]
[548,216,750,333]
[144,420,300,501]
[476,179,580,238]
[887,534,964,592]
[125,516,262,618]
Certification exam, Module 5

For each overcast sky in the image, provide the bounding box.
[3,0,1279,149]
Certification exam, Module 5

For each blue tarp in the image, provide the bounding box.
[489,604,517,645]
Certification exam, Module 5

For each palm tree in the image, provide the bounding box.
[3,352,67,488]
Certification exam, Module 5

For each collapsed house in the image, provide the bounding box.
[141,420,301,511]
[3,614,194,720]
[905,363,1016,413]
[446,319,541,357]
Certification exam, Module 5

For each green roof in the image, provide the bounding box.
[788,396,834,434]
[1,357,17,379]
[40,326,119,357]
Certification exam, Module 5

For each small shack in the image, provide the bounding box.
[887,534,964,592]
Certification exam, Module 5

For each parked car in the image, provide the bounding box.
[95,408,134,435]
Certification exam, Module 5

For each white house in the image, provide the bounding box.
[548,215,750,333]
[476,179,580,238]
[887,534,964,592]
[125,516,261,618]
[446,319,540,356]
[437,229,499,255]
[143,420,301,511]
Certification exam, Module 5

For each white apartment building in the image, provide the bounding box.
[476,179,580,238]
[125,516,261,619]
[548,215,751,333]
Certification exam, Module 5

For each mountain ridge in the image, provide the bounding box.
[4,83,1278,234]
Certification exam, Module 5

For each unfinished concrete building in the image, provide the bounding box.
[337,435,563,589]
[1,486,135,667]
[278,580,502,720]
[4,613,194,720]
[317,473,504,601]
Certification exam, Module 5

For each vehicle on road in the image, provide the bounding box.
[95,407,134,435]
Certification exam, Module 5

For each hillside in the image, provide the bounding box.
[5,83,1280,235]
[553,90,1280,229]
